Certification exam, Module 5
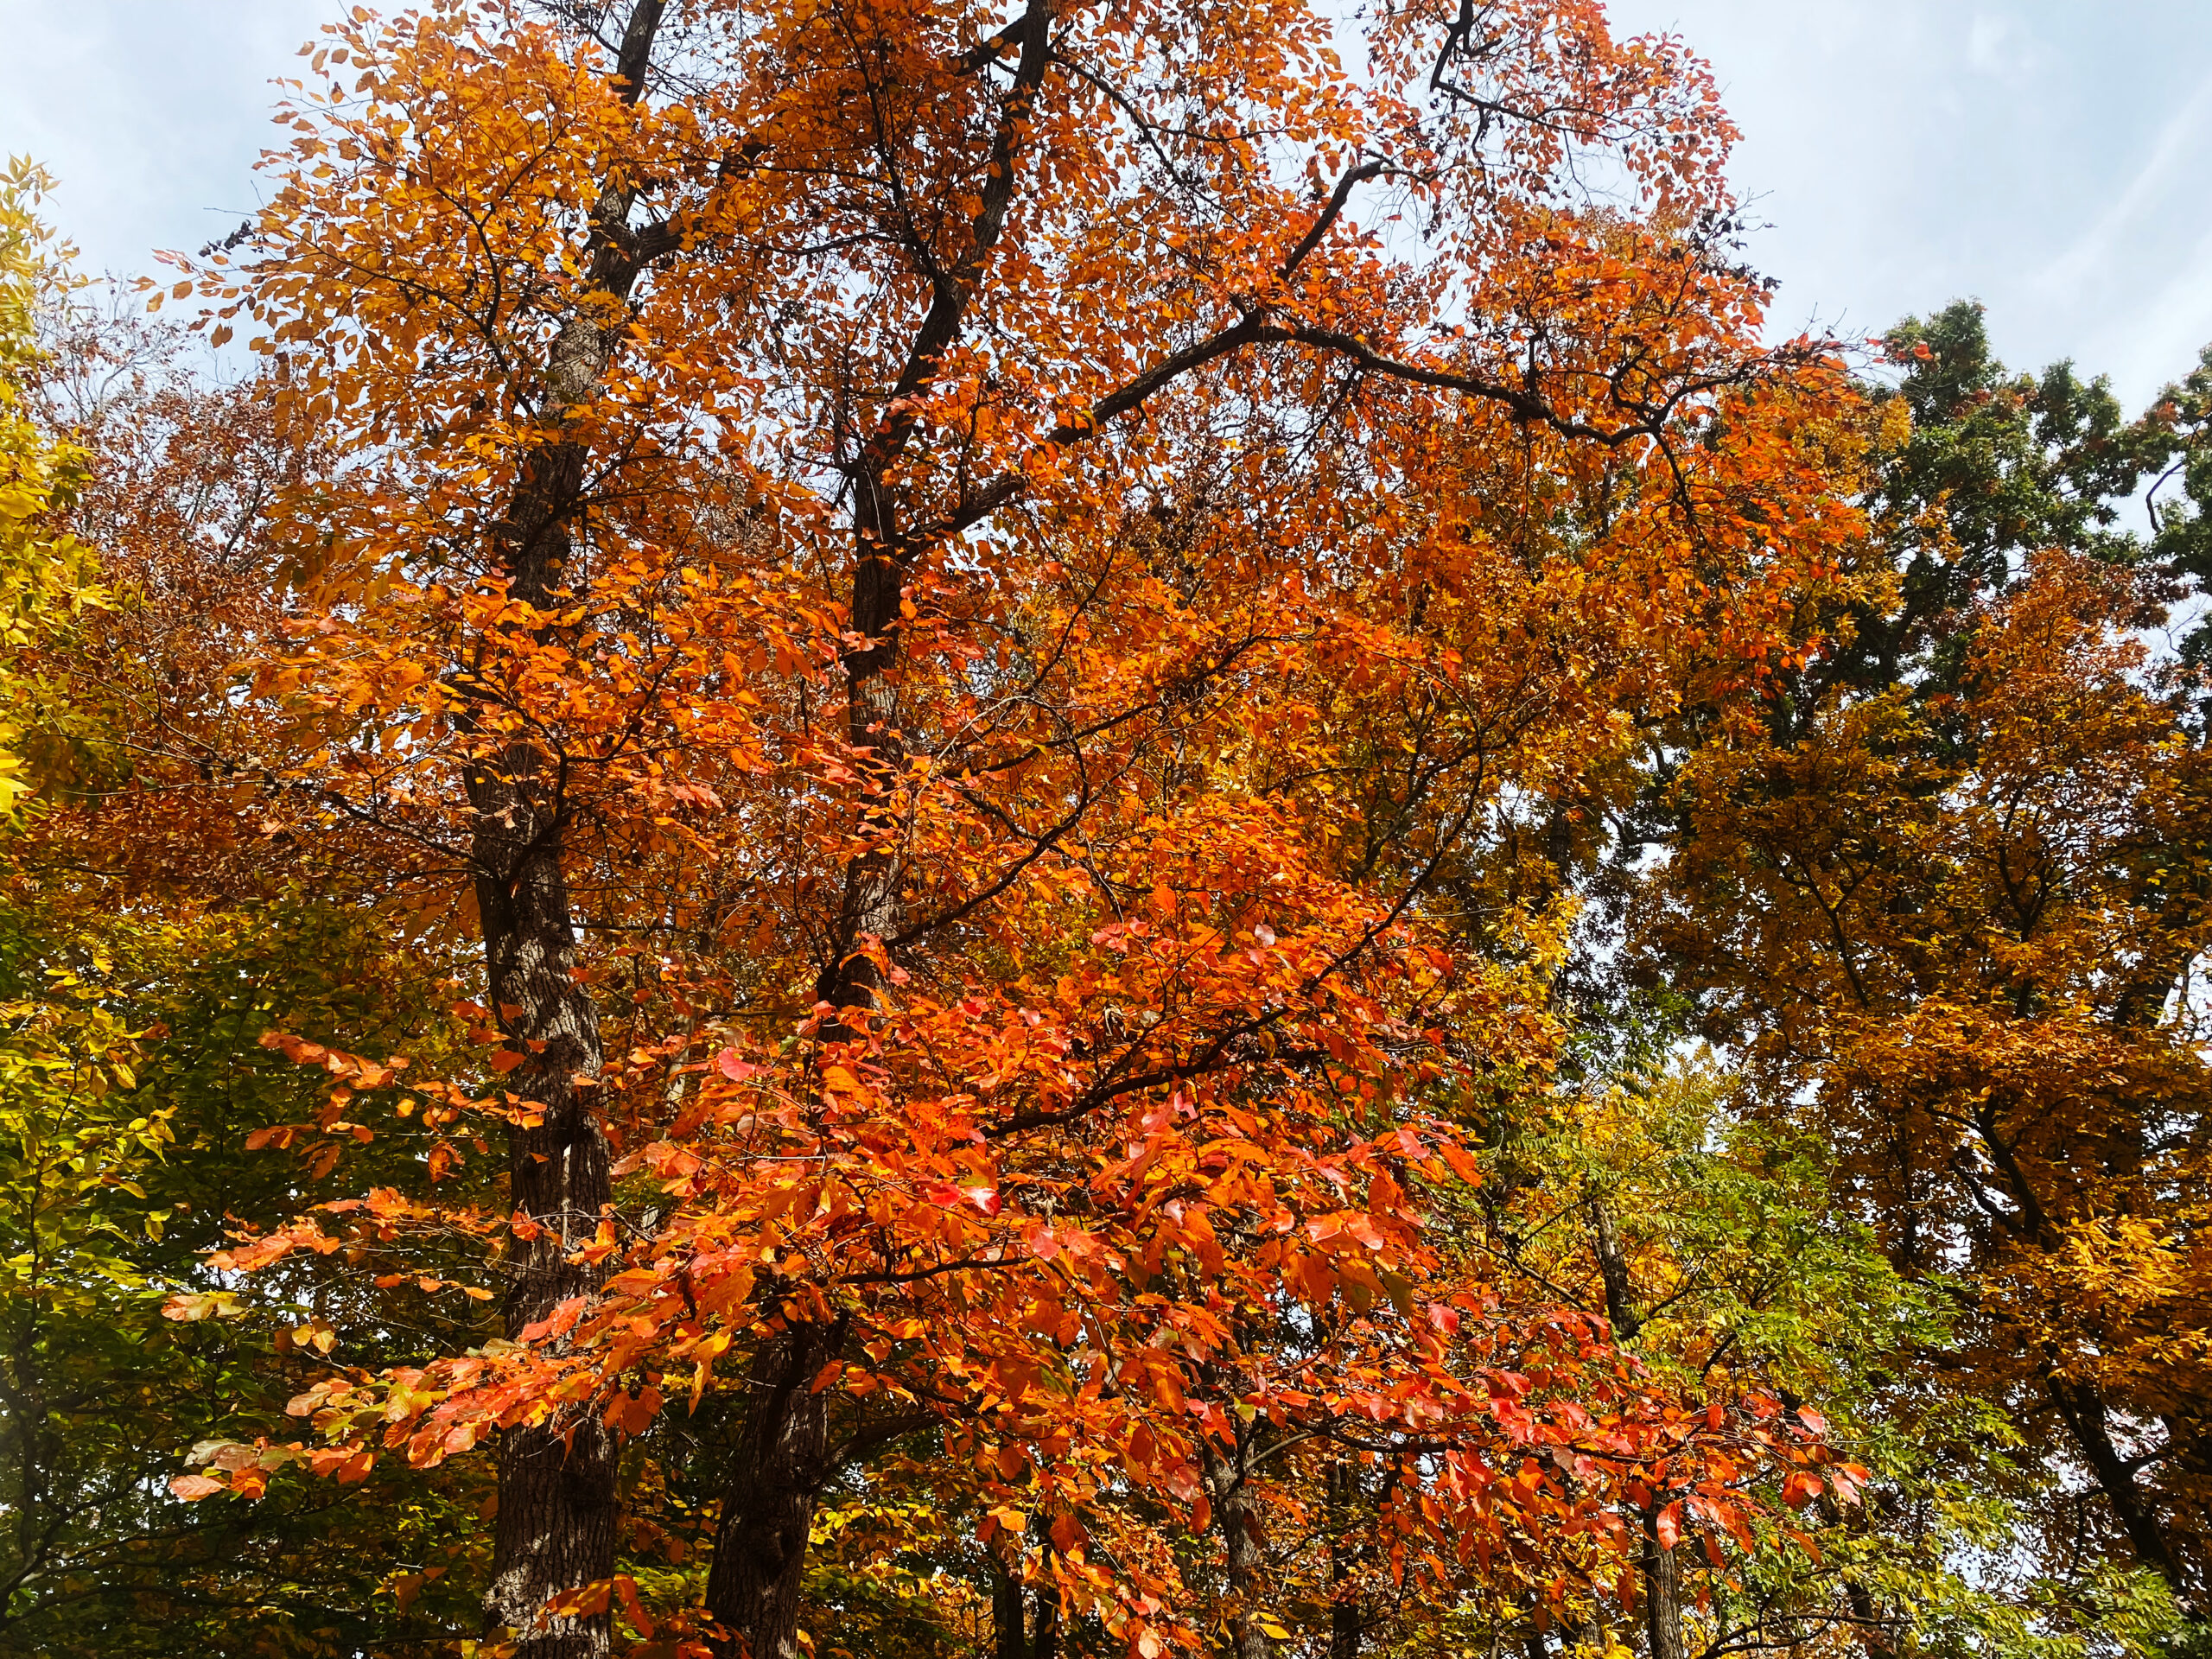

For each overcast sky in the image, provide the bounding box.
[3,1,2209,407]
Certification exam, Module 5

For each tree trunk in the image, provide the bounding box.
[1325,1460,1362,1659]
[705,1320,840,1659]
[1589,1195,1640,1341]
[705,8,1058,1644]
[702,489,904,1659]
[814,550,906,1014]
[993,1554,1028,1659]
[990,1521,1062,1659]
[473,329,623,1659]
[1640,1509,1685,1659]
[2042,1366,2189,1599]
[473,10,665,1650]
[1586,1204,1681,1659]
[1204,1423,1272,1659]
[474,745,617,1656]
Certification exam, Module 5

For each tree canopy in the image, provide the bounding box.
[0,5,2208,1659]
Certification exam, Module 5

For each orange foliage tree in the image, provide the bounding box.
[137,2,1874,1653]
[1646,550,2212,1606]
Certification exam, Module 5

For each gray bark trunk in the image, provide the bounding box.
[475,314,620,1659]
[474,9,664,1652]
[704,1321,840,1659]
[1204,1425,1272,1659]
[1640,1510,1685,1659]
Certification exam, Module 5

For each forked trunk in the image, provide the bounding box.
[701,8,1060,1645]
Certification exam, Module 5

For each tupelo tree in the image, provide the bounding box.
[157,1,1867,1654]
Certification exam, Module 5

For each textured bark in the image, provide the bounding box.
[1840,1571,1890,1657]
[474,7,665,1652]
[474,760,618,1656]
[705,1321,841,1659]
[1639,1510,1685,1659]
[1204,1423,1273,1659]
[1588,1196,1640,1342]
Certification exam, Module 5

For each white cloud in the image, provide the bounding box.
[5,0,2211,408]
[1966,11,2040,85]
[2036,75,2212,304]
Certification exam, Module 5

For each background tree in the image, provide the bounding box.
[0,183,506,1656]
[1632,307,2212,1634]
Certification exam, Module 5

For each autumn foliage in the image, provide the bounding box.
[3,3,2209,1658]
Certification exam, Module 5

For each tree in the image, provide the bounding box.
[1640,306,2212,1616]
[0,160,103,817]
[1473,1052,2196,1659]
[1786,300,2145,720]
[2141,342,2212,675]
[0,183,515,1656]
[143,2,1866,1655]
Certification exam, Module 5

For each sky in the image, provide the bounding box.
[1604,0,2212,405]
[3,1,2209,408]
